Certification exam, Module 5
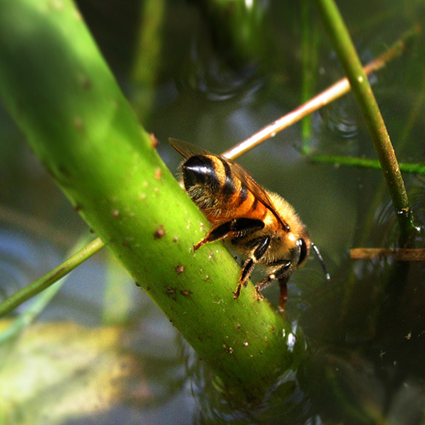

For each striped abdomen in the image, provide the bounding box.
[181,154,270,223]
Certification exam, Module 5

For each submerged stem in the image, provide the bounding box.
[310,155,425,175]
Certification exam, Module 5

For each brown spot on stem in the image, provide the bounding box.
[80,76,91,89]
[73,117,84,131]
[154,225,165,239]
[165,285,177,296]
[150,133,159,148]
[175,265,185,275]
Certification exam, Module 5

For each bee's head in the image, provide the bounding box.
[287,231,311,268]
[296,237,310,266]
[291,234,330,281]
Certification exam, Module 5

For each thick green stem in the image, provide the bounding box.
[0,0,301,401]
[313,0,416,245]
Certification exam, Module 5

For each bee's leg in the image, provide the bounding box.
[275,263,293,314]
[277,276,289,314]
[234,235,271,300]
[193,218,264,251]
[254,275,272,301]
[233,258,255,299]
[254,262,292,312]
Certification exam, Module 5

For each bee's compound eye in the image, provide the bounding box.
[297,238,308,265]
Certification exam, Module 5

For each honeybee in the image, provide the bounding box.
[170,138,326,313]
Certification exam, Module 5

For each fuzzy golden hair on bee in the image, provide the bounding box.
[169,138,328,313]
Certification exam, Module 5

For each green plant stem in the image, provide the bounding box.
[310,155,425,174]
[301,0,319,154]
[130,0,166,121]
[0,235,102,343]
[0,238,104,319]
[313,0,416,245]
[0,0,300,401]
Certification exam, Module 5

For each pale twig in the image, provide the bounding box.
[222,27,419,160]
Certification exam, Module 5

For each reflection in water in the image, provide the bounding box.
[0,228,59,311]
[296,188,425,424]
[176,36,264,101]
[301,344,425,425]
[0,221,195,424]
[302,347,385,424]
[189,321,310,425]
[174,0,268,101]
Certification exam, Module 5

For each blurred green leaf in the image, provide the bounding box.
[0,321,148,425]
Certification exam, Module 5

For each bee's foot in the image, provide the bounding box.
[193,237,208,252]
[254,289,264,301]
[277,306,286,316]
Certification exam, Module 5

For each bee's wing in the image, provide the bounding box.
[229,161,290,232]
[169,138,213,158]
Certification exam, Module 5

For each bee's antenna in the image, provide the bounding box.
[311,242,330,281]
